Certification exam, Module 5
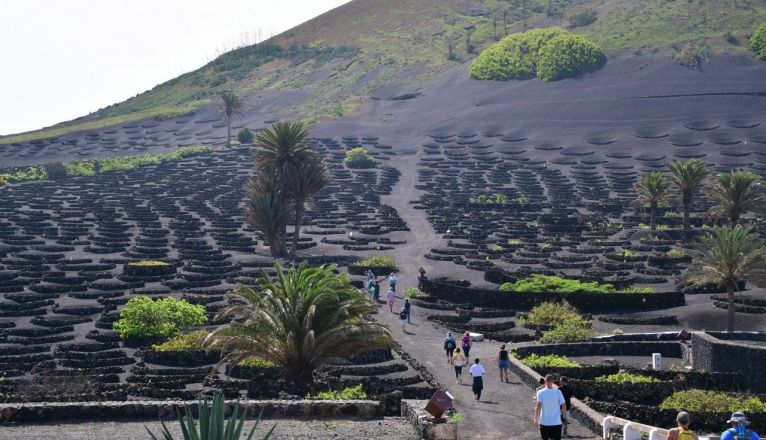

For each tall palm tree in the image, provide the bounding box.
[245,171,290,258]
[666,158,708,230]
[635,172,669,230]
[205,262,393,382]
[683,226,766,332]
[219,91,244,148]
[254,121,313,178]
[285,156,330,254]
[707,170,764,227]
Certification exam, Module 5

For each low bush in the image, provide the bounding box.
[501,275,653,294]
[64,160,96,177]
[405,287,426,298]
[568,10,597,28]
[344,147,376,169]
[237,127,255,144]
[0,166,47,184]
[468,27,605,82]
[309,384,367,400]
[749,22,766,60]
[660,389,766,413]
[152,330,207,352]
[113,296,207,339]
[351,255,398,270]
[527,302,585,328]
[674,43,706,69]
[44,162,68,180]
[540,322,590,343]
[520,353,581,369]
[128,260,170,267]
[238,355,278,368]
[99,146,213,172]
[596,372,659,384]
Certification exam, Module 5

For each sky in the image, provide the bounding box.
[0,0,351,136]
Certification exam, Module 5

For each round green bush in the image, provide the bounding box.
[660,389,766,413]
[113,296,207,339]
[152,330,207,352]
[237,127,255,144]
[749,22,766,60]
[468,27,605,82]
[344,147,376,169]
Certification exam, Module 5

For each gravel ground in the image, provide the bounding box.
[0,418,418,440]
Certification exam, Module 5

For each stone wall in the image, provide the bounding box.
[514,341,682,358]
[691,332,766,393]
[0,399,383,424]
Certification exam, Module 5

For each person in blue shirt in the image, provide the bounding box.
[721,412,760,440]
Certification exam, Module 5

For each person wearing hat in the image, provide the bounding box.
[721,412,760,440]
[665,411,698,440]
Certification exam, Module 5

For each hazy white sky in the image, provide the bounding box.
[0,0,351,135]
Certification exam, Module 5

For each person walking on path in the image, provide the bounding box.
[462,331,472,358]
[444,333,456,363]
[558,377,573,436]
[387,288,396,313]
[498,344,510,383]
[403,298,411,323]
[388,273,397,291]
[665,411,698,440]
[721,412,760,440]
[399,307,408,332]
[450,347,466,384]
[469,358,485,400]
[366,270,375,290]
[372,279,380,303]
[535,374,566,440]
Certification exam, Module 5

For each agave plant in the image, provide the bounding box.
[146,393,274,440]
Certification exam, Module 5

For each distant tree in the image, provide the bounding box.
[683,226,766,332]
[219,91,244,148]
[245,170,291,258]
[635,172,669,230]
[707,170,764,227]
[285,156,330,254]
[254,121,313,180]
[666,158,708,230]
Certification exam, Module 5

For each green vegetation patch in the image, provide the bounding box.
[343,147,376,169]
[152,330,207,352]
[309,384,367,400]
[468,28,605,81]
[520,353,581,369]
[113,296,207,339]
[526,302,592,343]
[128,260,170,267]
[351,255,398,270]
[596,372,659,384]
[749,22,766,60]
[500,274,653,294]
[660,389,766,413]
[238,355,278,368]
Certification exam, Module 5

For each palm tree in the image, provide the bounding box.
[635,172,669,230]
[219,91,244,148]
[285,156,330,254]
[707,170,764,227]
[245,171,290,258]
[666,159,708,230]
[683,226,766,332]
[254,121,313,178]
[205,262,393,382]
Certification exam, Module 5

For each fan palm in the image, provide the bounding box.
[219,91,244,148]
[244,171,290,258]
[707,170,764,227]
[666,159,708,230]
[253,121,313,178]
[635,172,669,230]
[285,156,330,254]
[205,262,393,382]
[683,225,766,332]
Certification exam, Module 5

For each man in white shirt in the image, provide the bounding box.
[534,374,566,440]
[469,358,486,400]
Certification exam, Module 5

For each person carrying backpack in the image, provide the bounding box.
[444,333,456,363]
[451,348,466,384]
[399,307,407,332]
[721,412,760,440]
[403,298,411,323]
[666,411,699,440]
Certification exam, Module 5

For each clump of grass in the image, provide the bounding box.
[596,372,659,383]
[152,330,207,352]
[660,389,766,413]
[128,260,170,267]
[519,353,581,369]
[501,274,653,294]
[238,355,278,368]
[309,384,367,400]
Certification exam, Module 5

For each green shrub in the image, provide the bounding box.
[0,166,47,184]
[568,10,598,28]
[152,330,207,352]
[540,322,590,343]
[44,162,68,180]
[351,255,397,270]
[596,372,659,383]
[343,147,376,169]
[113,296,207,339]
[666,249,685,258]
[674,43,706,69]
[405,287,426,298]
[237,127,254,144]
[501,275,653,294]
[238,355,278,368]
[660,390,766,413]
[64,160,96,177]
[468,28,605,82]
[128,260,170,267]
[749,22,766,60]
[519,353,581,369]
[526,302,584,328]
[310,384,368,400]
[99,146,213,173]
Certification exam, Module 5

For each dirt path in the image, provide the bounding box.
[377,156,601,440]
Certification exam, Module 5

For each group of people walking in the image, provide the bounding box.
[366,270,410,331]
